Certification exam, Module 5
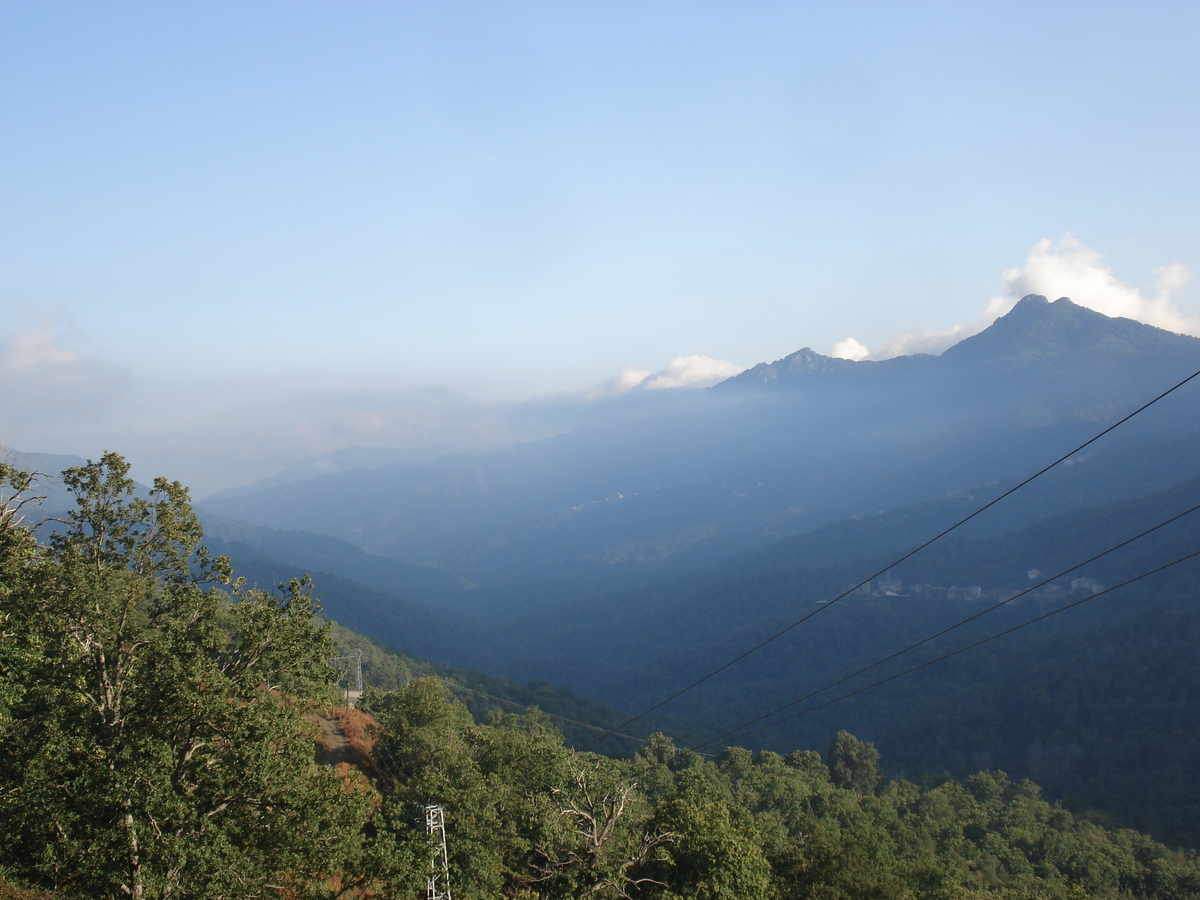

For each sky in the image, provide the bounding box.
[3,1,1200,495]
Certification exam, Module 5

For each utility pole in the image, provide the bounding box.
[328,648,364,706]
[424,804,451,900]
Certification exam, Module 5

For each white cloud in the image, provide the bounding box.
[829,337,870,361]
[870,323,975,360]
[3,332,747,496]
[0,326,82,370]
[997,235,1197,335]
[871,235,1197,359]
[592,355,745,395]
[0,317,130,425]
[643,355,745,390]
[594,365,653,395]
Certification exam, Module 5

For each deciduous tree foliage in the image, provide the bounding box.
[0,455,374,900]
[827,731,882,797]
[359,679,1200,900]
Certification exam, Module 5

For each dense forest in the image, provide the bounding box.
[4,454,1200,899]
[460,473,1200,848]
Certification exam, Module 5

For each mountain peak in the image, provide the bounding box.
[1011,292,1053,310]
[716,293,1200,392]
[941,293,1200,368]
[715,346,862,389]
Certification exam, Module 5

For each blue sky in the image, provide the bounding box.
[3,2,1199,492]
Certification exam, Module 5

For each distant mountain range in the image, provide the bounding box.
[725,292,1200,389]
[200,296,1200,588]
[1,449,485,661]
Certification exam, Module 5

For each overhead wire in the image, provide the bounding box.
[439,678,657,746]
[580,365,1200,750]
[349,674,716,785]
[690,497,1200,751]
[719,546,1200,744]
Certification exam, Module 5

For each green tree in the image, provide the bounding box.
[0,461,40,722]
[533,751,672,898]
[365,678,511,899]
[645,764,772,900]
[0,453,374,900]
[828,731,882,797]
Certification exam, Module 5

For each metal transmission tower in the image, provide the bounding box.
[328,648,363,706]
[424,804,452,900]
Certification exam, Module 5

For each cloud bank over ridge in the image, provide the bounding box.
[592,355,746,395]
[831,235,1198,361]
[5,237,1194,496]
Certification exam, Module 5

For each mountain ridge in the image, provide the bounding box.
[719,295,1200,391]
[200,296,1200,584]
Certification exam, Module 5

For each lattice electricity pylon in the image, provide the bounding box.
[424,804,452,900]
[328,648,363,705]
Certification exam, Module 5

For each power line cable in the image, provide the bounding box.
[691,498,1200,751]
[725,546,1200,744]
[443,678,717,757]
[580,366,1200,750]
[355,674,715,779]
[440,678,655,745]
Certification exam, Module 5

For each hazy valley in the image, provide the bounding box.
[7,294,1200,897]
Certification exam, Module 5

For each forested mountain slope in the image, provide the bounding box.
[9,371,1200,852]
[457,472,1200,688]
[7,451,1200,900]
[202,514,473,604]
[0,453,480,666]
[322,619,707,758]
[447,424,1200,625]
[200,523,481,664]
[462,473,1200,846]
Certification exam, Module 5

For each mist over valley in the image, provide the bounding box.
[6,6,1200,894]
